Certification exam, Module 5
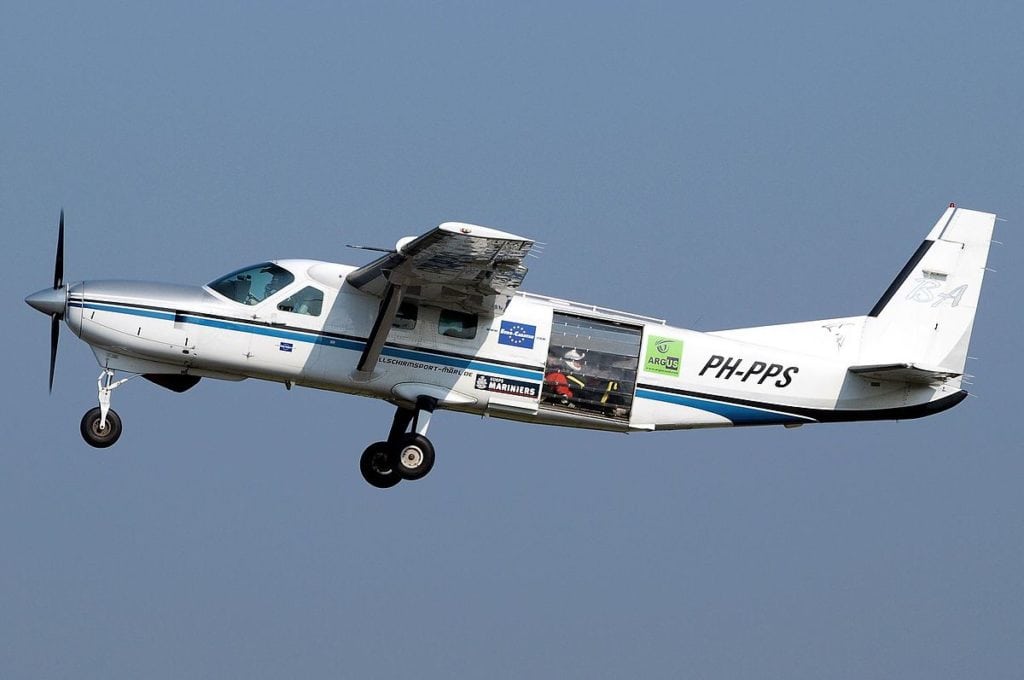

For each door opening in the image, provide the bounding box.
[541,312,642,420]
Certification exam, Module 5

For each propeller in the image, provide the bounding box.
[49,210,64,392]
[54,209,64,289]
[25,210,68,392]
[50,309,60,392]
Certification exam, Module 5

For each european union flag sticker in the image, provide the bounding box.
[498,321,536,349]
[279,342,294,353]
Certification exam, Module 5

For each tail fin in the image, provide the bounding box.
[860,204,996,377]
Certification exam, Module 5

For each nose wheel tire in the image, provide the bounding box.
[360,441,401,489]
[393,433,435,481]
[80,407,122,448]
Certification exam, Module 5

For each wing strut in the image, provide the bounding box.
[356,284,403,376]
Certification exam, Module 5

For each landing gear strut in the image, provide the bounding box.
[80,369,129,448]
[359,396,437,488]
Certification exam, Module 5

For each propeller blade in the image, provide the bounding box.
[49,314,59,393]
[54,209,64,290]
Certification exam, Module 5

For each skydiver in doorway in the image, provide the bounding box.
[544,349,587,408]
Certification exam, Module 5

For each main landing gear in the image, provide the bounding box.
[360,396,438,489]
[80,369,129,448]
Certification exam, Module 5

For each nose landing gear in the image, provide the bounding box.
[80,369,130,448]
[359,396,438,489]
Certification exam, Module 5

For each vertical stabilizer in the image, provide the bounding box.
[861,205,996,376]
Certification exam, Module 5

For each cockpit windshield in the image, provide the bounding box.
[208,262,295,305]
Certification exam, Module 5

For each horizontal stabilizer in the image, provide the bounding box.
[848,363,962,385]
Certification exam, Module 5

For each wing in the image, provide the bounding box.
[346,222,534,315]
[346,221,534,377]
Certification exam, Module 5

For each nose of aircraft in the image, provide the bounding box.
[26,286,67,318]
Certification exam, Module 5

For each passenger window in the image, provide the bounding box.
[392,301,418,330]
[438,309,477,339]
[277,286,324,316]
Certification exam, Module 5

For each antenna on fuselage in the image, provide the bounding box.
[345,244,396,253]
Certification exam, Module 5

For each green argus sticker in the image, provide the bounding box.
[644,336,683,376]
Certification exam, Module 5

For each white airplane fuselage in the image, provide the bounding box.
[64,257,966,435]
[28,205,994,487]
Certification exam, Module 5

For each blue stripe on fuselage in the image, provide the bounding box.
[634,387,812,425]
[72,300,544,381]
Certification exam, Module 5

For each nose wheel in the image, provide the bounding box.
[359,396,438,488]
[81,407,122,448]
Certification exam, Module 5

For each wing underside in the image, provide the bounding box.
[346,222,534,315]
[345,221,534,375]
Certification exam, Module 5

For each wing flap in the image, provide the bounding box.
[848,363,962,385]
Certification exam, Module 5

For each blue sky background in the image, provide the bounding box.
[2,2,1022,678]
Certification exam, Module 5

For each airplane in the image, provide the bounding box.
[25,204,996,488]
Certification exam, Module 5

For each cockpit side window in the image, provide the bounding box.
[278,286,324,316]
[209,263,294,305]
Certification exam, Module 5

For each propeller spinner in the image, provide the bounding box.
[25,210,68,392]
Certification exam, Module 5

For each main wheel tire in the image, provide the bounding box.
[393,433,435,481]
[359,441,401,489]
[80,407,123,448]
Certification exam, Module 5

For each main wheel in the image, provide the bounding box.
[360,441,401,489]
[393,433,435,481]
[80,407,122,448]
